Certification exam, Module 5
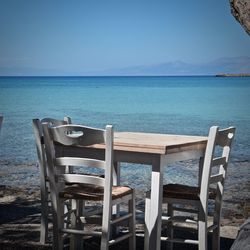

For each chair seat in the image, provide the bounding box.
[59,184,133,201]
[163,183,217,200]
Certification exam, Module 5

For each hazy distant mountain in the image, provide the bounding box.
[102,56,250,76]
[0,56,249,76]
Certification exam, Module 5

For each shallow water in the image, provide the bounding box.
[0,76,249,190]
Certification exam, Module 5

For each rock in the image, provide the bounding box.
[230,0,250,35]
[230,218,250,250]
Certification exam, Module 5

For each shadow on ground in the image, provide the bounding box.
[0,203,235,250]
[0,186,235,249]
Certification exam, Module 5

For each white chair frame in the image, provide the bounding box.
[160,126,236,250]
[32,117,71,244]
[42,123,136,250]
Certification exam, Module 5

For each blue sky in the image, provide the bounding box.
[0,0,249,75]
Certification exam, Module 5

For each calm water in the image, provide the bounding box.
[0,76,249,189]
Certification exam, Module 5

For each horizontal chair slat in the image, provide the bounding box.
[61,228,102,236]
[161,236,199,245]
[55,157,105,169]
[109,233,133,246]
[212,156,226,167]
[59,174,105,186]
[210,173,224,183]
[171,206,199,214]
[162,215,197,224]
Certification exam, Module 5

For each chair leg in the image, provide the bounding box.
[70,199,83,250]
[58,201,65,250]
[101,202,111,250]
[76,200,84,249]
[40,179,49,244]
[52,198,64,250]
[212,196,222,250]
[101,229,110,250]
[212,207,221,250]
[129,192,136,250]
[40,190,49,244]
[198,209,207,250]
[212,226,220,250]
[167,203,174,250]
[144,194,151,250]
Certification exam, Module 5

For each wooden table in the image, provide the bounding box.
[114,132,207,250]
[61,131,207,250]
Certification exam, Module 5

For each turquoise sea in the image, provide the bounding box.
[0,76,249,197]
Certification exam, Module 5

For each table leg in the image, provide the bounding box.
[113,161,120,186]
[198,157,204,187]
[144,156,164,250]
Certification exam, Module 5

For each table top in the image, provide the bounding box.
[93,131,208,155]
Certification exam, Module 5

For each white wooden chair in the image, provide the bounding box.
[160,126,236,250]
[32,117,72,244]
[42,123,136,250]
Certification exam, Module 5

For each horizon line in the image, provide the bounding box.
[0,74,220,78]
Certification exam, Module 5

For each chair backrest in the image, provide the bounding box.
[32,117,72,181]
[0,116,3,132]
[200,126,236,213]
[42,123,113,203]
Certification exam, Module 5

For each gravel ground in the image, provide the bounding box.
[0,160,249,249]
